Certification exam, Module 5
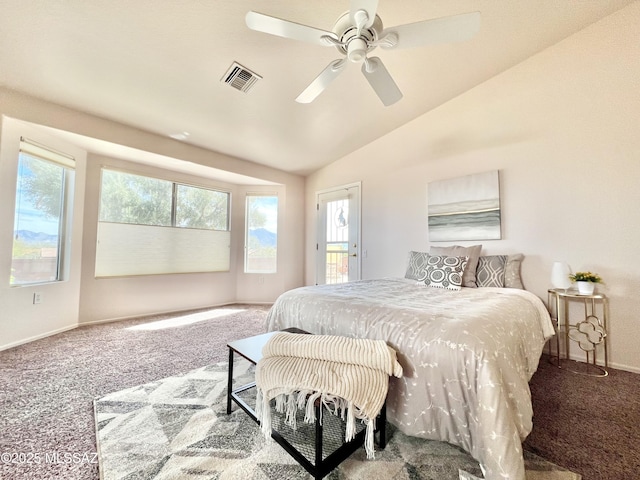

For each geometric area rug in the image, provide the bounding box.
[94,360,581,480]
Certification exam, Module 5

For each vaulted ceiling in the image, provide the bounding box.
[0,1,633,176]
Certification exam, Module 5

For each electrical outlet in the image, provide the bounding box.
[33,292,43,304]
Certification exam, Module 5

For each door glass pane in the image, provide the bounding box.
[11,154,65,285]
[245,195,278,273]
[325,199,349,284]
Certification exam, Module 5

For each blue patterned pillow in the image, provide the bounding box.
[423,255,469,291]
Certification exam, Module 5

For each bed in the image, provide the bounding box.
[265,277,555,480]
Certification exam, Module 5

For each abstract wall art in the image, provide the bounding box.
[428,170,501,242]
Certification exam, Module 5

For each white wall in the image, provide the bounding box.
[305,3,640,372]
[78,153,237,323]
[0,88,304,349]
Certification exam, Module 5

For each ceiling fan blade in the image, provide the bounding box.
[246,11,338,46]
[361,57,402,106]
[296,59,347,104]
[350,0,379,29]
[380,11,481,49]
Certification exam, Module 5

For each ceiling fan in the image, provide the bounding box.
[245,1,481,106]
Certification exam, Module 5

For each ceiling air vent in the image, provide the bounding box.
[222,62,262,93]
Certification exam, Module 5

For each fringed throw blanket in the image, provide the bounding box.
[255,332,403,458]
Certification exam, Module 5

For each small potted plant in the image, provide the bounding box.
[569,271,603,295]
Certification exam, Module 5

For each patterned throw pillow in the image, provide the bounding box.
[475,254,525,289]
[429,244,482,288]
[476,255,508,287]
[405,251,430,281]
[423,255,469,291]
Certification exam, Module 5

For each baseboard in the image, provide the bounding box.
[0,323,78,352]
[232,301,273,306]
[1,303,271,351]
[543,345,640,374]
[77,301,272,327]
[78,302,239,327]
[608,361,640,374]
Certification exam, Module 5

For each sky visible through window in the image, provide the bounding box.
[246,195,277,273]
[254,195,277,233]
[12,154,65,285]
[14,161,59,236]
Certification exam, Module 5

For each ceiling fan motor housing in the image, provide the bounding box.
[333,12,383,63]
[347,38,368,62]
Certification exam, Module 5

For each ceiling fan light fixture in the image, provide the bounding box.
[347,37,368,62]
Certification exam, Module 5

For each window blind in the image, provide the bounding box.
[20,138,75,168]
[95,222,230,277]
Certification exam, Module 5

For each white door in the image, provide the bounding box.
[316,183,360,285]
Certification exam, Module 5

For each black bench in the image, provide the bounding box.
[227,329,387,479]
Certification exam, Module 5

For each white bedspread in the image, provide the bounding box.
[265,278,555,480]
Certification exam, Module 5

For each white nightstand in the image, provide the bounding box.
[548,288,609,377]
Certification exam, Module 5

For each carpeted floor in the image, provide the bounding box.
[93,360,579,480]
[0,304,638,479]
[0,305,268,480]
[524,354,640,479]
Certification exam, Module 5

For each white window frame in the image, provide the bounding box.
[10,138,75,286]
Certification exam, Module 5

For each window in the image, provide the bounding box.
[96,169,231,277]
[11,139,75,286]
[175,184,229,231]
[99,170,172,226]
[245,194,278,273]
